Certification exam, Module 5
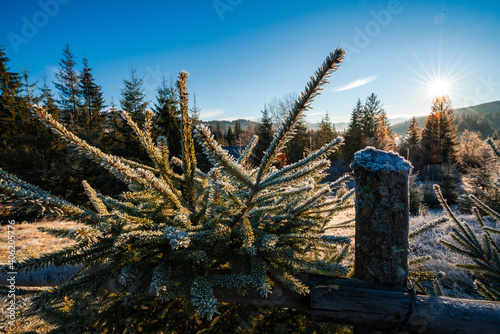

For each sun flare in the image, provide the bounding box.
[428,79,451,97]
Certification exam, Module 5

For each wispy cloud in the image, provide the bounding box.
[333,76,377,92]
[199,109,225,120]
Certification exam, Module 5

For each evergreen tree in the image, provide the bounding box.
[225,126,235,146]
[361,93,379,139]
[119,65,149,160]
[421,96,458,165]
[103,98,127,156]
[190,93,200,128]
[120,65,148,126]
[372,110,395,151]
[493,130,500,142]
[316,111,335,148]
[343,99,364,162]
[400,116,424,167]
[37,77,65,155]
[152,77,182,158]
[215,121,224,144]
[286,117,309,163]
[39,76,60,119]
[0,49,351,331]
[54,43,81,125]
[405,116,420,151]
[79,56,105,142]
[0,46,22,150]
[252,108,274,165]
[360,93,394,151]
[234,120,243,144]
[19,66,39,137]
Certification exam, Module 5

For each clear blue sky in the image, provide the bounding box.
[1,0,500,123]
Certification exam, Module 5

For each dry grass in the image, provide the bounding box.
[326,206,493,299]
[0,218,80,333]
[0,218,80,265]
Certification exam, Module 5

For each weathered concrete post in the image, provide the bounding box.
[351,147,412,287]
[351,147,412,334]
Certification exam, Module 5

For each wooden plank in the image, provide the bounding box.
[311,282,500,334]
[4,270,499,334]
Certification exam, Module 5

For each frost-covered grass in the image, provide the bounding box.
[326,206,495,299]
[409,207,499,298]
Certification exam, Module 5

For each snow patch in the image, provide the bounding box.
[351,147,412,173]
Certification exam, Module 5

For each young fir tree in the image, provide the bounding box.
[54,43,82,126]
[316,111,335,148]
[79,56,106,143]
[400,116,424,167]
[120,65,148,127]
[119,65,149,161]
[18,66,40,144]
[286,117,310,164]
[215,121,224,144]
[234,120,243,144]
[252,108,274,166]
[343,99,364,162]
[225,126,235,146]
[434,138,500,300]
[0,49,352,332]
[372,110,395,151]
[361,93,379,139]
[420,95,458,165]
[36,77,66,160]
[102,98,127,156]
[152,77,182,159]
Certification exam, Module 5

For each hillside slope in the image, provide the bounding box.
[392,100,500,137]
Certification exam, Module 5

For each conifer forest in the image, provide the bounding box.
[1,5,500,332]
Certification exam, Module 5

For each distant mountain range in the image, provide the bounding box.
[199,119,260,134]
[201,100,500,139]
[391,100,500,138]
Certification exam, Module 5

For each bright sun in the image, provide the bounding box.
[427,79,451,97]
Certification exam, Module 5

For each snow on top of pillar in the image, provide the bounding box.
[351,147,412,173]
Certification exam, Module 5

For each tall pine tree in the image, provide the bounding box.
[343,99,364,162]
[54,43,81,126]
[421,95,458,165]
[400,116,424,167]
[120,65,148,126]
[316,111,335,148]
[152,78,182,158]
[79,56,106,142]
[119,65,149,160]
[252,108,274,165]
[0,46,22,150]
[234,120,242,145]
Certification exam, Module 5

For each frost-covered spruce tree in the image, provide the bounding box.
[0,48,352,331]
[434,137,500,300]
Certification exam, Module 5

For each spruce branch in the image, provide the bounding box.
[0,167,98,221]
[256,48,345,183]
[238,135,259,165]
[82,180,109,215]
[196,124,254,188]
[177,71,197,210]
